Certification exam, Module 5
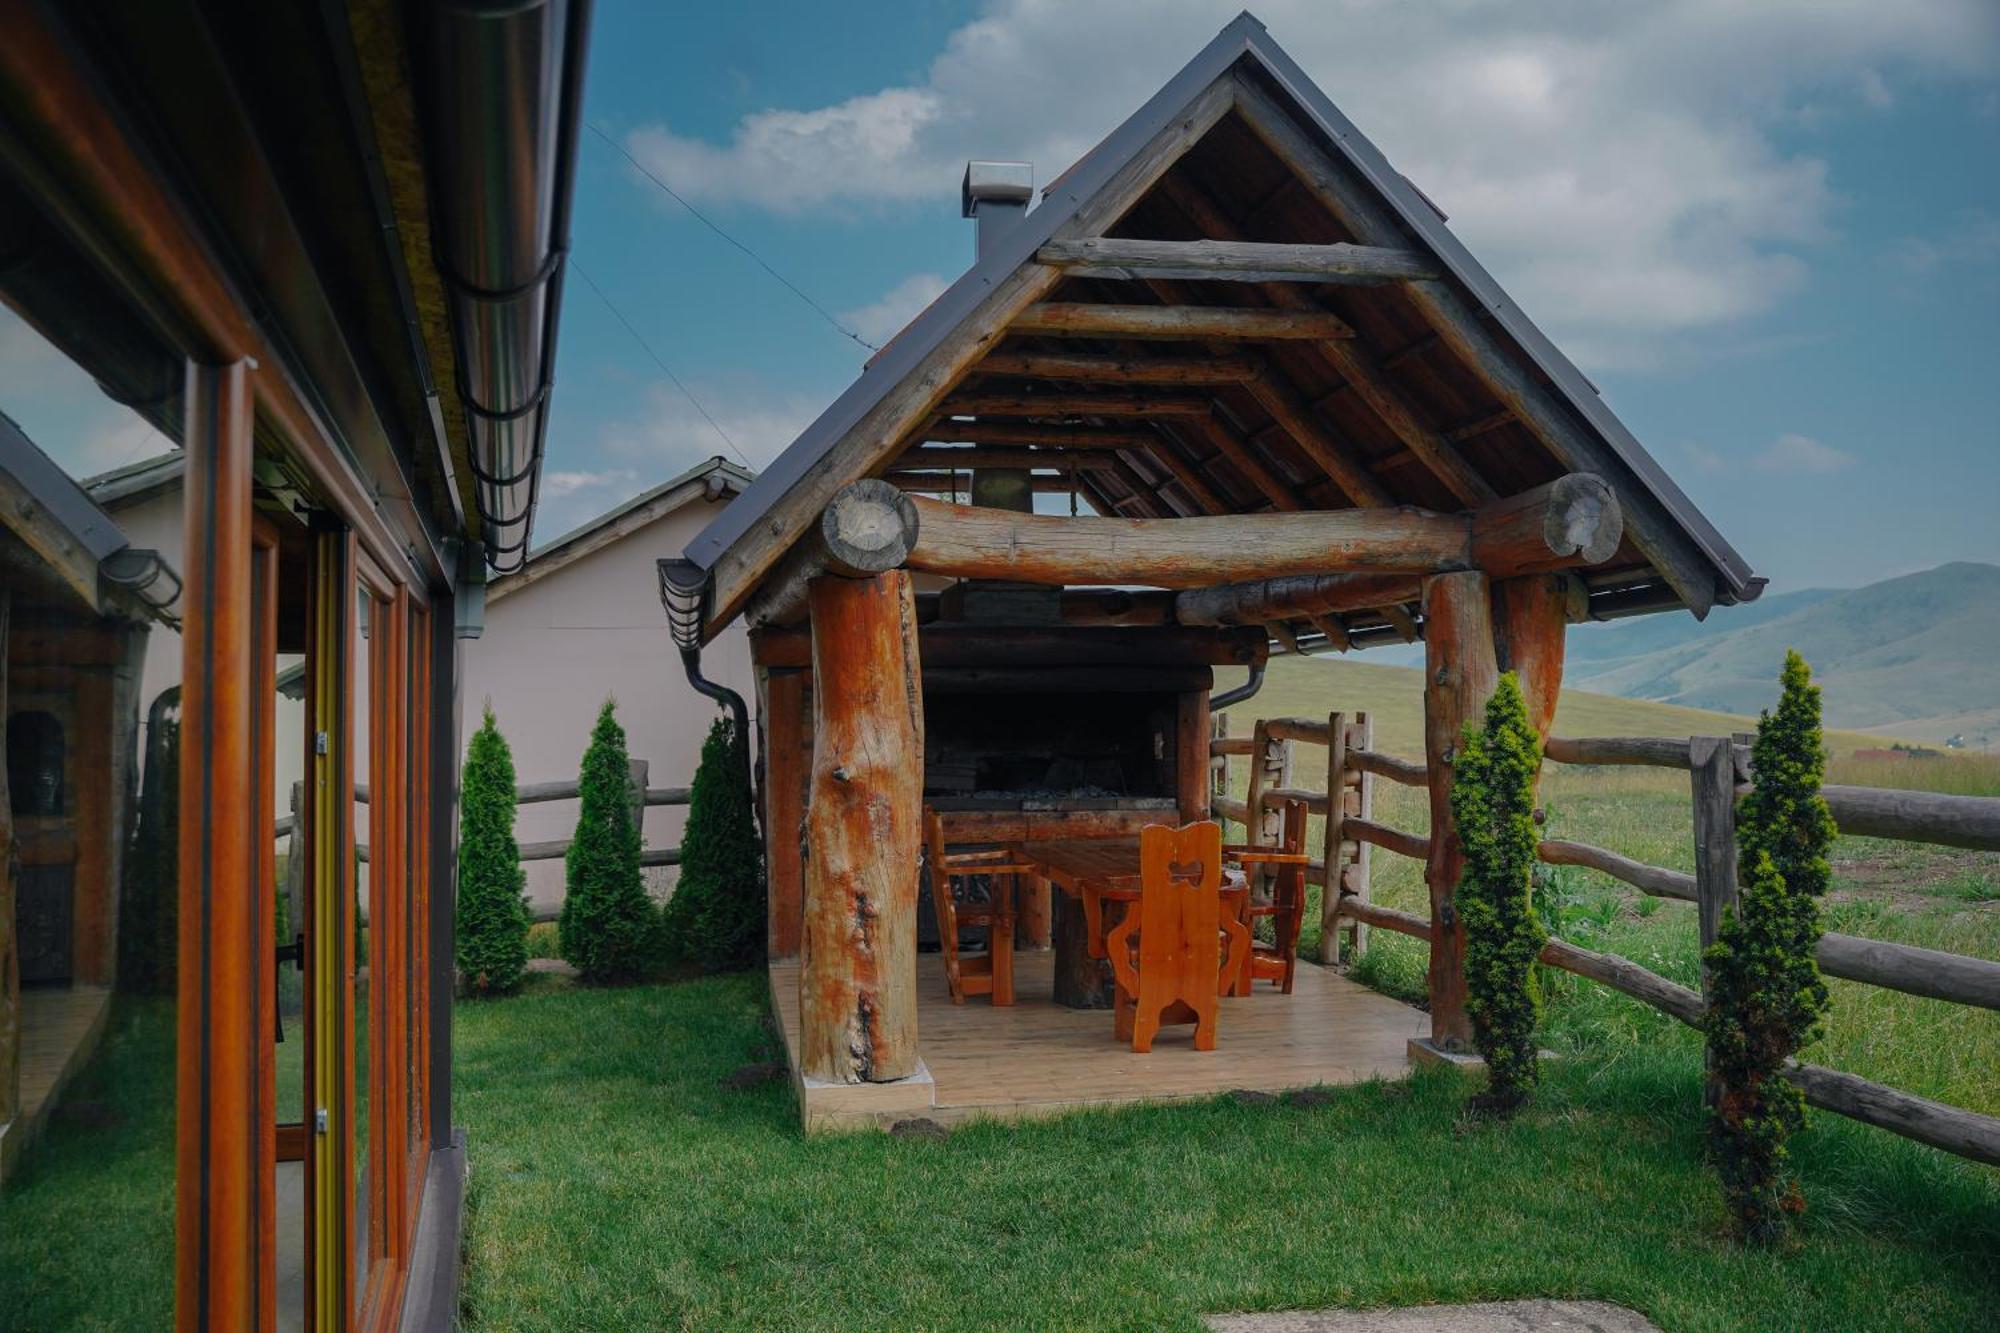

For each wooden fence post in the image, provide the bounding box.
[1242,719,1291,897]
[1690,734,1739,1110]
[1209,710,1230,816]
[1321,710,1373,965]
[626,759,649,856]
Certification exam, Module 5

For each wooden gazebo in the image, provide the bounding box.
[672,13,1758,1126]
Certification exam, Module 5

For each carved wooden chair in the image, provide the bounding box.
[1106,820,1251,1052]
[923,808,1031,1006]
[1227,799,1311,994]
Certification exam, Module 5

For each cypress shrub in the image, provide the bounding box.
[455,707,530,996]
[1704,650,1834,1244]
[659,715,765,971]
[119,694,180,994]
[1449,672,1548,1115]
[559,699,654,983]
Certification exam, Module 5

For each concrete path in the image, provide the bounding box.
[1206,1300,1662,1333]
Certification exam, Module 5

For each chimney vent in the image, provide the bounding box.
[962,160,1033,259]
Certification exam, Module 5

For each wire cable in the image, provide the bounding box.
[587,121,880,352]
[571,259,751,467]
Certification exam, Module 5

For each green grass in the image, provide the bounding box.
[452,974,2000,1332]
[0,997,177,1330]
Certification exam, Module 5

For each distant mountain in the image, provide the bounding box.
[1564,562,2000,743]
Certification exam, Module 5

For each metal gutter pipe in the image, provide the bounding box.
[425,0,593,572]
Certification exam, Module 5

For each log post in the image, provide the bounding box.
[800,571,924,1084]
[1322,710,1373,965]
[1690,735,1740,1112]
[762,670,807,959]
[1421,571,1497,1050]
[1491,573,1583,749]
[1016,875,1053,952]
[746,480,919,628]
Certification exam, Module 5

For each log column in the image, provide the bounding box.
[800,570,924,1083]
[1492,573,1583,748]
[1420,570,1498,1050]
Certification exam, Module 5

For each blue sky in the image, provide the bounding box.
[5,1,1997,596]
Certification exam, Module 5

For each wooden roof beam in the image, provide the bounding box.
[922,422,1157,449]
[940,391,1214,417]
[1232,73,1719,614]
[973,351,1260,385]
[1011,302,1354,341]
[1241,355,1394,508]
[1038,236,1441,285]
[889,447,1122,472]
[1185,408,1304,511]
[1156,173,1495,507]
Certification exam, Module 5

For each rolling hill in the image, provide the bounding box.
[1222,654,1898,761]
[1346,563,1998,746]
[1564,562,2000,743]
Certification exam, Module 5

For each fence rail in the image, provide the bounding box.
[278,760,691,925]
[1210,717,2000,1169]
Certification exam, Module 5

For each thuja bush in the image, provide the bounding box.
[1449,672,1548,1115]
[119,696,180,995]
[659,715,765,972]
[456,708,530,996]
[560,699,655,984]
[1704,650,1834,1244]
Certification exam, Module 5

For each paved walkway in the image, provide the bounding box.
[1206,1301,1662,1333]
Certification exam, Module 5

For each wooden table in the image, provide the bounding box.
[1012,836,1248,1009]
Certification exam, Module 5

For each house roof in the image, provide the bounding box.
[0,408,133,612]
[489,456,755,604]
[682,11,1760,650]
[83,449,185,508]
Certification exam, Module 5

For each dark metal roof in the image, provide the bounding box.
[0,407,132,566]
[683,11,1759,633]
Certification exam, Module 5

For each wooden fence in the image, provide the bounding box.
[1212,715,2000,1168]
[278,760,692,925]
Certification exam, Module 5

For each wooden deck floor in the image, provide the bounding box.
[2,984,114,1181]
[770,951,1427,1130]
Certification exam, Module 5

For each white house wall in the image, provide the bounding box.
[462,493,754,919]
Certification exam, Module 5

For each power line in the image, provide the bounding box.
[587,121,880,353]
[570,259,750,468]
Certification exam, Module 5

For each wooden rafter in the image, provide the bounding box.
[1232,73,1719,614]
[1012,302,1354,341]
[973,351,1259,385]
[702,73,1239,628]
[889,447,1122,472]
[940,391,1214,417]
[1037,236,1440,284]
[921,422,1157,449]
[1157,173,1495,507]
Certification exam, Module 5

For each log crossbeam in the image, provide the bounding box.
[1037,236,1441,285]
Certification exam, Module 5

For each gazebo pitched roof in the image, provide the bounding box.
[683,11,1759,647]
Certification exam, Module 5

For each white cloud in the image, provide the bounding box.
[593,381,821,474]
[1892,210,2000,274]
[618,0,2000,368]
[1755,433,1856,474]
[839,272,949,347]
[1684,433,1855,475]
[540,468,637,500]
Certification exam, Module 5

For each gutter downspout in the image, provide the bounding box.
[1211,661,1267,710]
[656,558,752,779]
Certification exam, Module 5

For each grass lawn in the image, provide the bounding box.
[454,973,1998,1331]
[458,660,1998,1330]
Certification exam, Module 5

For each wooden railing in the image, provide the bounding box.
[1210,718,2000,1168]
[278,761,692,924]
